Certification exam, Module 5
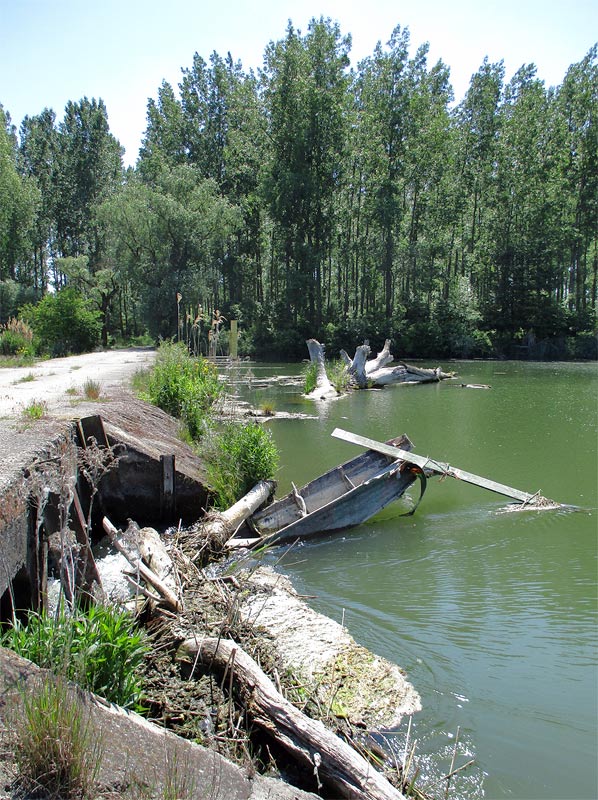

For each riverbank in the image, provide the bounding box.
[0,359,421,799]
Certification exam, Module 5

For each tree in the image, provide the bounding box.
[262,18,350,332]
[0,105,39,317]
[54,97,123,273]
[100,164,240,339]
[19,109,60,295]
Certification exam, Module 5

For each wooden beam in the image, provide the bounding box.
[160,454,175,520]
[331,428,537,504]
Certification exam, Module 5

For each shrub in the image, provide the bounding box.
[11,677,102,800]
[1,604,149,709]
[147,340,225,440]
[21,288,102,356]
[205,421,279,509]
[0,316,35,356]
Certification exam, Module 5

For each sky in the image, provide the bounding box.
[1,0,596,167]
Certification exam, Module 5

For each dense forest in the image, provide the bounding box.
[1,19,597,360]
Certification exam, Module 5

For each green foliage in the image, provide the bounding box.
[21,399,47,419]
[11,677,102,800]
[327,358,351,393]
[205,421,279,509]
[303,361,317,394]
[21,287,102,356]
[147,340,225,439]
[0,315,35,356]
[1,604,149,709]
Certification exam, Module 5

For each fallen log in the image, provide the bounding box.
[190,479,275,555]
[102,516,182,612]
[399,363,453,381]
[176,636,407,800]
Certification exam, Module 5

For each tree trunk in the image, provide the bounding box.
[347,343,371,388]
[366,339,393,374]
[197,480,276,554]
[305,339,338,399]
[177,637,407,800]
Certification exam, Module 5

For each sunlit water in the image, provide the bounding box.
[224,360,598,800]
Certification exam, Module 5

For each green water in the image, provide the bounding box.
[226,360,598,800]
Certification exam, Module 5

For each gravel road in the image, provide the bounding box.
[0,348,156,417]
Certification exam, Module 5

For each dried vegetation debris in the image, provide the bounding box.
[132,524,422,796]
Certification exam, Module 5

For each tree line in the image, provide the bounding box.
[1,19,597,360]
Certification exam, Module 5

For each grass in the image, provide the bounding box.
[13,371,37,384]
[303,362,318,394]
[10,676,102,800]
[1,604,149,709]
[21,399,48,419]
[0,353,38,368]
[82,377,102,400]
[259,400,276,416]
[303,359,349,394]
[328,358,351,393]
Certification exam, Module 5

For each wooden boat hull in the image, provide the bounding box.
[248,434,417,545]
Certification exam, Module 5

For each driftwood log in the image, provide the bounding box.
[192,479,276,558]
[308,339,453,392]
[102,516,182,612]
[306,338,338,399]
[366,339,393,373]
[177,636,407,800]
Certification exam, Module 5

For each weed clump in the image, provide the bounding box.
[1,604,148,709]
[21,399,48,419]
[82,378,102,400]
[205,421,279,509]
[10,677,102,800]
[147,340,224,440]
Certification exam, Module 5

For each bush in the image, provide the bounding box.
[1,604,148,709]
[21,288,102,356]
[0,316,35,356]
[147,340,225,440]
[205,421,279,509]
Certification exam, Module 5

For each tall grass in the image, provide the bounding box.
[11,677,102,800]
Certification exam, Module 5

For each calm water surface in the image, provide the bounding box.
[226,360,597,800]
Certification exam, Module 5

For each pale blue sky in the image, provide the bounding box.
[1,0,596,167]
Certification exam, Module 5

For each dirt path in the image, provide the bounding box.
[0,348,156,417]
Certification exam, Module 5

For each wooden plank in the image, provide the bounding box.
[78,414,109,449]
[160,454,176,520]
[331,428,536,504]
